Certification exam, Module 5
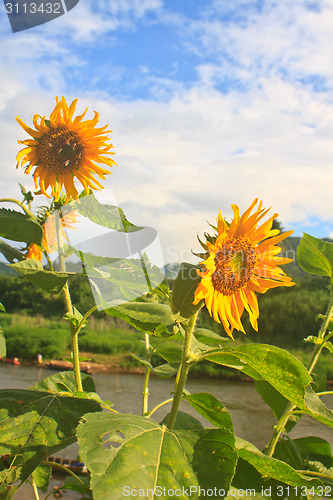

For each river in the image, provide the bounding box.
[1,364,332,499]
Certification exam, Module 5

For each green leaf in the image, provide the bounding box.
[77,412,237,500]
[77,191,142,232]
[0,208,43,245]
[206,344,312,409]
[0,303,5,313]
[105,301,175,337]
[153,334,184,363]
[273,438,304,470]
[130,355,179,378]
[30,370,96,394]
[297,233,333,277]
[304,386,333,427]
[193,328,232,347]
[254,380,289,420]
[0,327,6,358]
[293,437,333,468]
[9,259,69,294]
[31,463,52,493]
[171,263,204,319]
[184,393,234,431]
[160,410,204,430]
[59,475,91,496]
[153,362,179,378]
[254,380,301,433]
[234,437,322,490]
[73,248,165,305]
[0,389,101,498]
[0,240,25,263]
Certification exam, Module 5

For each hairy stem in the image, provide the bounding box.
[142,334,151,416]
[167,313,198,430]
[0,197,35,218]
[56,210,83,392]
[31,477,40,500]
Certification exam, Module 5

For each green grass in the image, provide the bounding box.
[1,311,332,382]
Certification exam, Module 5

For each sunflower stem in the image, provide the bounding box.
[167,312,198,430]
[142,333,151,417]
[0,197,35,218]
[55,209,83,392]
[31,477,40,500]
[264,291,333,457]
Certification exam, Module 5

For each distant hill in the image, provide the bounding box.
[0,262,17,277]
[164,236,331,285]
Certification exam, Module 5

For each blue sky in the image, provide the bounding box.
[0,0,333,263]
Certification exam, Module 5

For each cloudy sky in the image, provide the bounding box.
[0,0,332,265]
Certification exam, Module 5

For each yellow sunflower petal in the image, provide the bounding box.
[16,96,116,201]
[193,200,295,338]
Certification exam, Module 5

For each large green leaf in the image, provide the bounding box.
[304,386,333,427]
[254,380,301,433]
[171,263,204,319]
[75,249,165,305]
[184,393,234,431]
[0,389,101,498]
[30,370,96,394]
[297,233,333,277]
[293,436,333,468]
[234,437,322,490]
[105,301,175,337]
[9,259,69,294]
[77,412,237,500]
[206,344,312,409]
[77,192,142,233]
[194,328,232,347]
[0,240,25,263]
[0,209,43,245]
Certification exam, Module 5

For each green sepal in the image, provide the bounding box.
[63,307,85,328]
[9,259,69,294]
[0,208,43,245]
[19,183,33,205]
[171,262,204,319]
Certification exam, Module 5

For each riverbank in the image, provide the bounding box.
[13,356,333,387]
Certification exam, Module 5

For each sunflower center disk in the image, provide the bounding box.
[37,128,84,173]
[211,237,256,295]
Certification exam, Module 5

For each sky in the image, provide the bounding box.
[0,0,333,265]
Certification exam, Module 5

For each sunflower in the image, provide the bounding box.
[16,96,116,201]
[25,243,43,261]
[193,199,295,338]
